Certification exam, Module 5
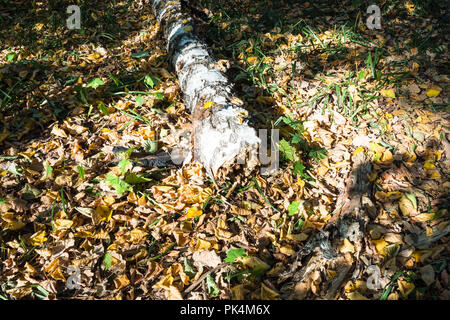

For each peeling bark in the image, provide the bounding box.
[150,0,260,177]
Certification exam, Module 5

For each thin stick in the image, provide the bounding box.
[183,263,228,295]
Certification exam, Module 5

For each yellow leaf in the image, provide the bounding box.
[372,238,389,256]
[88,51,102,60]
[95,205,113,222]
[153,185,173,193]
[279,245,295,256]
[193,238,217,251]
[380,149,393,163]
[128,228,148,244]
[368,171,378,181]
[375,191,402,201]
[7,220,26,231]
[186,206,202,219]
[49,267,66,282]
[423,161,436,171]
[52,219,73,230]
[397,280,415,298]
[429,170,441,179]
[426,88,441,98]
[238,256,270,271]
[425,226,434,237]
[380,89,396,98]
[346,291,369,300]
[184,25,193,33]
[154,274,173,290]
[340,238,355,254]
[103,195,116,206]
[137,195,147,206]
[29,230,47,246]
[285,233,308,242]
[369,142,385,153]
[411,250,422,262]
[326,269,337,280]
[203,101,215,109]
[353,147,365,156]
[413,212,434,222]
[34,23,44,31]
[247,56,258,65]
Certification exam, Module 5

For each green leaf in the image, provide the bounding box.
[131,51,149,59]
[405,193,417,210]
[294,218,304,231]
[153,91,165,100]
[103,252,113,271]
[183,259,197,278]
[144,75,155,88]
[118,158,133,175]
[288,201,300,216]
[77,165,85,179]
[293,161,305,176]
[75,85,88,105]
[206,274,220,297]
[108,74,122,86]
[32,285,49,298]
[224,248,247,263]
[224,270,251,283]
[142,140,158,153]
[309,149,327,160]
[279,139,298,162]
[106,173,132,195]
[6,52,17,62]
[291,133,304,144]
[97,101,109,115]
[8,163,23,176]
[125,173,152,184]
[44,161,53,179]
[87,78,105,89]
[135,95,145,106]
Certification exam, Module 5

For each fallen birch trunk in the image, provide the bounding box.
[150,0,260,177]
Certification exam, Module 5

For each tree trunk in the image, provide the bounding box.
[150,0,260,177]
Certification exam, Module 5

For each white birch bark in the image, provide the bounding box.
[150,0,260,177]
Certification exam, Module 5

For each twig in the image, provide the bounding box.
[183,263,228,295]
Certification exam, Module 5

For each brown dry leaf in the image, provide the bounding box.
[261,283,279,300]
[192,250,221,269]
[399,195,418,216]
[419,265,435,286]
[231,284,247,300]
[114,274,130,290]
[51,125,67,138]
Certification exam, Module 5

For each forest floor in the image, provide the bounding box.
[0,0,449,300]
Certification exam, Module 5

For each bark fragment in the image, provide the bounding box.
[150,0,260,176]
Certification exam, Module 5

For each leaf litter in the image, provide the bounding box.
[0,0,449,300]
